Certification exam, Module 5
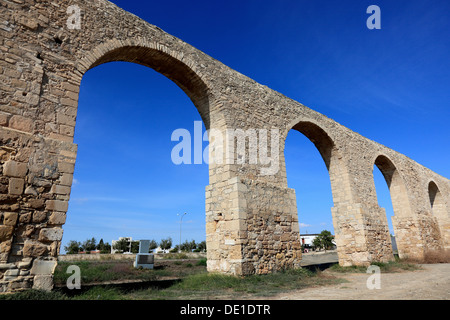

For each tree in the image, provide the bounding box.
[97,239,105,250]
[64,240,81,254]
[97,239,111,254]
[196,240,207,252]
[131,241,140,254]
[159,237,172,251]
[181,239,197,252]
[312,236,322,251]
[113,238,130,253]
[313,230,335,251]
[149,239,157,252]
[81,237,97,252]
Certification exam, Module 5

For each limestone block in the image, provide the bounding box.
[32,211,47,223]
[48,212,66,225]
[23,240,47,257]
[8,115,33,133]
[30,259,57,275]
[17,15,39,30]
[8,177,24,195]
[0,226,14,242]
[50,184,71,195]
[27,198,45,209]
[3,212,18,226]
[39,228,63,241]
[0,263,15,270]
[59,173,73,186]
[3,268,19,281]
[0,240,12,254]
[32,275,53,291]
[0,112,9,126]
[24,186,38,196]
[3,160,27,177]
[57,161,75,174]
[45,199,68,212]
[17,258,32,269]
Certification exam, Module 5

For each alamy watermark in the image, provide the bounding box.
[171,121,280,176]
[367,5,381,30]
[66,265,81,290]
[366,265,381,290]
[66,5,81,30]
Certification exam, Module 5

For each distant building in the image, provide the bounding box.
[153,246,170,254]
[300,234,320,248]
[300,233,337,250]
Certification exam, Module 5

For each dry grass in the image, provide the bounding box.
[422,249,450,264]
[404,249,450,264]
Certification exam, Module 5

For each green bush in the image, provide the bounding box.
[0,290,67,300]
[196,258,207,266]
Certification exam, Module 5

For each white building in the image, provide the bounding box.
[300,234,319,247]
[153,246,170,254]
[300,234,337,249]
[111,237,133,254]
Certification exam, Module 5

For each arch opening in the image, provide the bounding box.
[84,45,211,129]
[284,121,346,251]
[429,181,447,220]
[372,155,413,257]
[62,45,212,255]
[373,155,411,219]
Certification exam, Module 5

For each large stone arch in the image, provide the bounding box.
[282,118,359,266]
[76,40,213,129]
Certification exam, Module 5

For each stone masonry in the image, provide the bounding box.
[0,0,449,292]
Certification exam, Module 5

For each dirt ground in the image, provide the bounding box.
[269,263,450,300]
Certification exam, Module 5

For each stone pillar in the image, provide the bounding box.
[437,217,450,250]
[332,203,394,266]
[0,127,76,292]
[206,176,302,275]
[392,214,443,260]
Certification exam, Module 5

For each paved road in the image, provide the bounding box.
[300,251,339,267]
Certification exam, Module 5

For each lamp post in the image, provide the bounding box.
[177,212,187,253]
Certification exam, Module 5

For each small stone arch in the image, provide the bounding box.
[428,180,448,218]
[283,118,354,206]
[373,154,413,218]
[428,180,450,249]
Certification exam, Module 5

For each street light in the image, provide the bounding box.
[177,212,187,253]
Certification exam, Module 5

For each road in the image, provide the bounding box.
[273,263,450,300]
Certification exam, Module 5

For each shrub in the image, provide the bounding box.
[196,258,207,266]
[0,290,67,300]
[423,249,450,264]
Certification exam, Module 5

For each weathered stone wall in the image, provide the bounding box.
[0,0,449,292]
[0,126,75,292]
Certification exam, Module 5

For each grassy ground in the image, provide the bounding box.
[0,256,431,300]
[1,258,344,300]
[328,258,420,273]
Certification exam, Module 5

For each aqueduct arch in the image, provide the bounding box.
[428,181,450,249]
[0,0,449,292]
[78,42,213,129]
[372,154,413,259]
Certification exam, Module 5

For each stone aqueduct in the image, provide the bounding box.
[0,0,449,292]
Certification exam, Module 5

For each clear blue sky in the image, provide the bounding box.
[61,0,450,252]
